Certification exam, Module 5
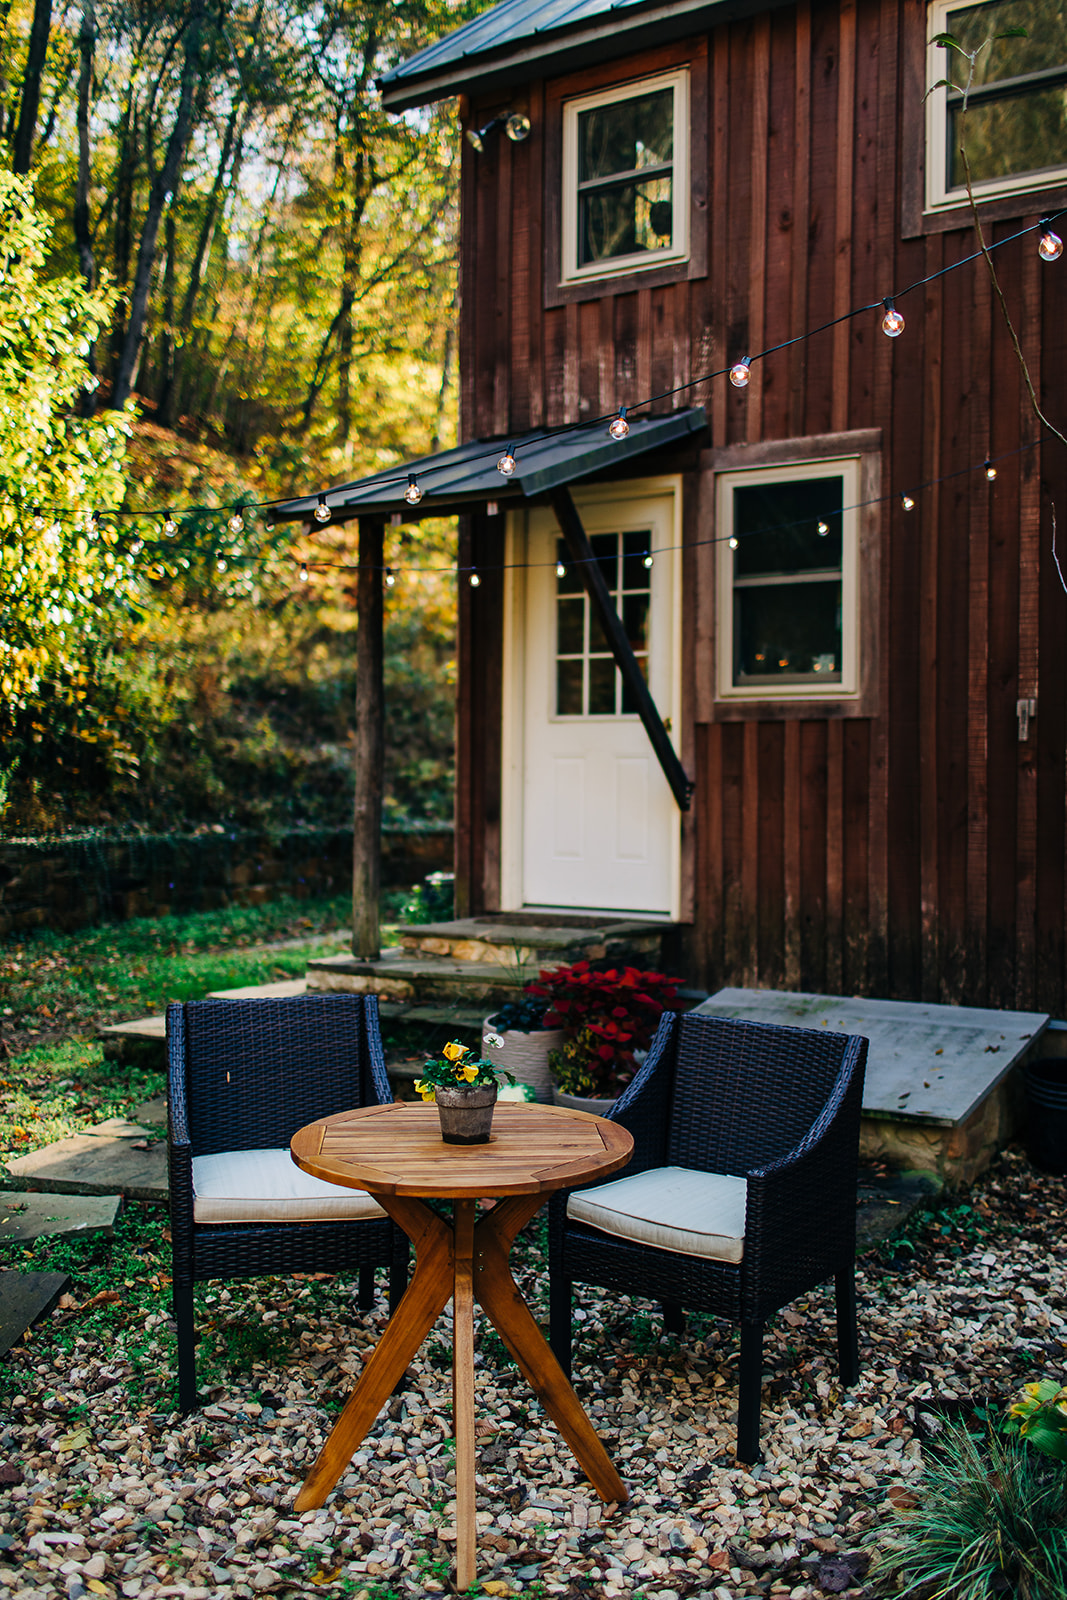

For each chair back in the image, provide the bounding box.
[666,1012,860,1176]
[168,993,389,1157]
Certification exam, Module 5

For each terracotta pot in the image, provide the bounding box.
[550,1087,618,1117]
[434,1083,498,1144]
[482,1019,566,1104]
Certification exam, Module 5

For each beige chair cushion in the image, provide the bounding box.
[192,1148,388,1224]
[567,1165,747,1264]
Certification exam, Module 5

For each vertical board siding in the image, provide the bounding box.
[460,0,1066,1011]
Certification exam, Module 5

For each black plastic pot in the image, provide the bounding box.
[1024,1058,1067,1175]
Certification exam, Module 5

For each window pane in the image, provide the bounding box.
[589,657,616,714]
[578,178,673,264]
[733,478,844,577]
[622,529,653,589]
[557,658,583,715]
[948,88,1067,189]
[589,607,613,657]
[578,90,673,182]
[623,593,650,651]
[557,596,584,655]
[591,532,618,588]
[621,655,648,714]
[734,581,843,684]
[944,0,1067,86]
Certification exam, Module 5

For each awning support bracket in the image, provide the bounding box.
[550,486,694,813]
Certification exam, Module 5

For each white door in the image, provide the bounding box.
[505,485,681,916]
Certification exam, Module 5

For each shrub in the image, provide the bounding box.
[525,962,683,1099]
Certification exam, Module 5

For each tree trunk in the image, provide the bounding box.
[12,0,52,174]
[73,1,96,412]
[352,516,384,959]
[156,209,177,419]
[111,2,204,411]
[110,96,138,372]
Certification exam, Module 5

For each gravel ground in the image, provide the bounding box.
[2,1146,1064,1600]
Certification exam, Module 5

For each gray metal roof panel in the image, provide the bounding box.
[270,407,707,523]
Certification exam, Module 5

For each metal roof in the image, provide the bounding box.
[270,407,707,524]
[378,0,788,110]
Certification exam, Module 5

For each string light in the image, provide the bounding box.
[729,357,751,389]
[385,567,397,586]
[984,460,997,481]
[216,553,228,571]
[314,494,331,523]
[469,570,481,587]
[32,506,45,533]
[608,407,630,440]
[496,448,517,476]
[901,493,915,511]
[817,520,830,536]
[486,500,500,516]
[881,298,905,338]
[299,561,309,581]
[163,510,177,537]
[228,510,244,535]
[643,552,654,569]
[556,559,566,578]
[404,474,424,505]
[1039,219,1063,262]
[729,537,739,550]
[130,536,144,555]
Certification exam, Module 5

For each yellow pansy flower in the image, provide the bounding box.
[443,1041,469,1062]
[413,1079,436,1100]
[458,1064,479,1083]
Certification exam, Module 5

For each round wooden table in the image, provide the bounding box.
[290,1100,634,1589]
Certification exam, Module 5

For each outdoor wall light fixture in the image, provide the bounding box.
[466,111,531,152]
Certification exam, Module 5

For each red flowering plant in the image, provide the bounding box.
[524,961,684,1099]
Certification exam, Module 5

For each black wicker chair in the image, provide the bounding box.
[167,993,410,1414]
[548,1010,868,1463]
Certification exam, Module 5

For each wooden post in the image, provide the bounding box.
[352,516,384,958]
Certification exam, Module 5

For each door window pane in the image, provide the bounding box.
[555,528,651,715]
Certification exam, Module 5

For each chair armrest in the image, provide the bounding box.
[166,1003,195,1271]
[604,1010,677,1177]
[741,1035,867,1317]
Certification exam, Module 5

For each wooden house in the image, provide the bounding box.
[278,0,1067,1016]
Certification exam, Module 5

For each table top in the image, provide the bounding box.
[691,987,1048,1127]
[291,1101,634,1199]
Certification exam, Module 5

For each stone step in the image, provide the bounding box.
[2,1118,167,1202]
[306,949,529,1008]
[0,1272,70,1357]
[0,1191,122,1245]
[397,915,675,968]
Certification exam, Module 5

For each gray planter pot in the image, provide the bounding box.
[550,1087,618,1117]
[434,1083,498,1144]
[482,1019,565,1104]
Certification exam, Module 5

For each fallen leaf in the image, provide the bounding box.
[87,1584,109,1597]
[54,1428,91,1452]
[886,1485,919,1511]
[482,1583,513,1596]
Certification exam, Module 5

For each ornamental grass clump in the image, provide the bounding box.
[525,961,683,1099]
[414,1038,513,1101]
[875,1418,1067,1600]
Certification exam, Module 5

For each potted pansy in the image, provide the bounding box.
[525,961,685,1113]
[415,1039,515,1144]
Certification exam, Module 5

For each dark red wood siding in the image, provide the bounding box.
[455,0,1067,1015]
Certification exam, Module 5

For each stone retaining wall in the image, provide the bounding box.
[0,826,452,935]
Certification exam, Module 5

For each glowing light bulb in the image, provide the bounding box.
[469,570,481,587]
[130,537,144,556]
[228,511,244,535]
[881,299,905,337]
[1039,222,1063,262]
[643,552,654,569]
[985,460,997,481]
[901,493,915,511]
[486,500,499,516]
[556,560,566,578]
[385,568,396,587]
[608,408,630,440]
[729,537,739,550]
[216,555,228,572]
[496,449,516,476]
[32,507,45,533]
[818,520,829,536]
[299,561,309,581]
[314,494,331,523]
[404,474,424,505]
[163,511,177,536]
[729,357,751,389]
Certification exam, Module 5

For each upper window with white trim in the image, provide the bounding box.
[716,460,861,702]
[926,0,1067,212]
[561,70,689,283]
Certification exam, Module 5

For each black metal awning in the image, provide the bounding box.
[269,407,707,524]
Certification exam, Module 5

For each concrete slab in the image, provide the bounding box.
[101,1014,165,1040]
[131,1096,168,1125]
[2,1124,167,1202]
[855,1169,942,1252]
[207,978,308,999]
[0,1191,121,1245]
[691,988,1048,1126]
[0,1272,69,1356]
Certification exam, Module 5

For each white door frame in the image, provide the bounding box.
[500,475,684,917]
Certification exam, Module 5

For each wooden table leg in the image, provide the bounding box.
[473,1195,627,1505]
[294,1197,453,1512]
[452,1200,478,1592]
